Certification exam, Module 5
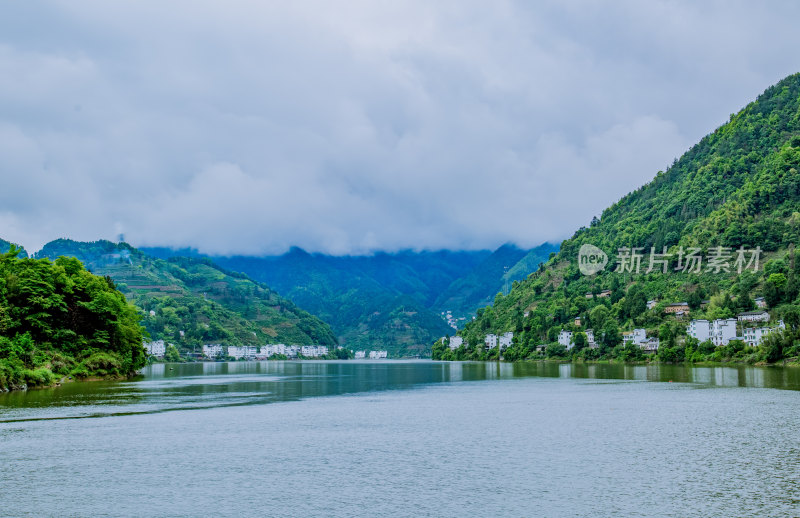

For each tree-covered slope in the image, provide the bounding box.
[450,72,800,364]
[0,246,145,391]
[432,243,558,317]
[36,239,337,348]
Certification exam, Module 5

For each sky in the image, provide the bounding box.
[2,1,800,256]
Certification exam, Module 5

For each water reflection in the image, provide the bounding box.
[1,361,799,422]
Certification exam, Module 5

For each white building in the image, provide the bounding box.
[448,336,464,351]
[301,345,328,357]
[558,330,573,349]
[285,345,300,358]
[202,344,223,358]
[640,338,660,353]
[354,350,366,359]
[143,340,166,357]
[737,310,770,323]
[485,334,498,349]
[368,350,388,359]
[687,320,711,342]
[646,300,658,310]
[622,328,647,345]
[227,345,257,359]
[711,318,738,346]
[585,329,597,348]
[260,344,286,357]
[498,332,514,350]
[743,321,785,347]
[227,346,245,359]
[754,297,767,308]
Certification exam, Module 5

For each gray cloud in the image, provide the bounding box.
[1,1,800,255]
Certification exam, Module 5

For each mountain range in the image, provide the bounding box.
[2,237,557,356]
[144,242,558,356]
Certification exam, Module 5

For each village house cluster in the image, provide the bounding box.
[441,310,467,330]
[201,344,330,360]
[143,341,391,360]
[687,310,783,347]
[442,332,514,351]
[557,328,660,353]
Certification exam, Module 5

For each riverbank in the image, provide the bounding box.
[0,350,143,393]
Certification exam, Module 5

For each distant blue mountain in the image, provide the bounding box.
[0,238,27,258]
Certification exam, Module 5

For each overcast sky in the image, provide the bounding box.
[2,1,800,255]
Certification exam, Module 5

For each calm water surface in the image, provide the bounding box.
[1,361,799,517]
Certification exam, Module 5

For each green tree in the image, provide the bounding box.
[164,344,180,362]
[589,305,610,331]
[572,332,587,353]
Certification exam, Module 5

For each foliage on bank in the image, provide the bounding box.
[0,246,146,391]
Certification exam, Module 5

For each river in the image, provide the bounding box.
[1,360,799,517]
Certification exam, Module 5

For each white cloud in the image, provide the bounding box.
[1,1,799,254]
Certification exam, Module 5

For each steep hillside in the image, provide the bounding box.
[450,72,800,364]
[433,243,557,318]
[35,239,337,348]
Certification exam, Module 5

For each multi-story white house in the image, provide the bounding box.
[558,330,573,349]
[285,345,300,358]
[623,328,647,345]
[448,336,464,350]
[585,329,596,348]
[711,318,738,346]
[143,340,166,357]
[687,320,711,342]
[485,334,498,349]
[260,344,286,357]
[743,321,785,347]
[498,332,514,350]
[202,344,223,358]
[354,350,366,359]
[227,346,245,359]
[689,318,740,346]
[754,297,767,308]
[737,310,770,323]
[300,345,328,357]
[369,350,388,359]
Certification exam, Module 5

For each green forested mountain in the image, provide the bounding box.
[443,72,800,364]
[432,243,557,318]
[36,239,337,349]
[143,244,556,357]
[0,246,145,391]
